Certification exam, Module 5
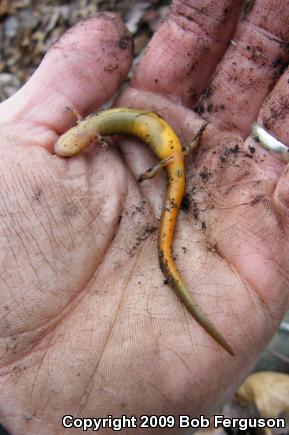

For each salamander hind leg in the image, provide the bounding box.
[183,121,209,156]
[137,155,174,183]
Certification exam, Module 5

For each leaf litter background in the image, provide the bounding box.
[0,1,288,434]
[0,0,170,100]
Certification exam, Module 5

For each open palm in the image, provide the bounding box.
[1,2,289,434]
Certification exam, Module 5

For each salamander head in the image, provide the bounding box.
[54,122,98,157]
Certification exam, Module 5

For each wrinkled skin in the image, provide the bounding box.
[1,2,289,434]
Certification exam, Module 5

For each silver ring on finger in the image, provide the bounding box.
[251,122,289,163]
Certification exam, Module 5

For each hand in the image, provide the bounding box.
[1,2,289,433]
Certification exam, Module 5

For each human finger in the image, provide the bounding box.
[197,0,289,136]
[131,0,244,107]
[0,13,133,150]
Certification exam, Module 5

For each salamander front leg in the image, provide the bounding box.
[137,155,174,183]
[65,106,83,124]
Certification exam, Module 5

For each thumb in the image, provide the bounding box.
[0,13,133,149]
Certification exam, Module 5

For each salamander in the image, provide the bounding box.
[54,108,234,356]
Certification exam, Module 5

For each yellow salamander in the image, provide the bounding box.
[55,108,234,356]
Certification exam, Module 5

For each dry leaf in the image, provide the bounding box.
[236,371,289,419]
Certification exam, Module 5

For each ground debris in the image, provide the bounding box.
[0,0,170,101]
